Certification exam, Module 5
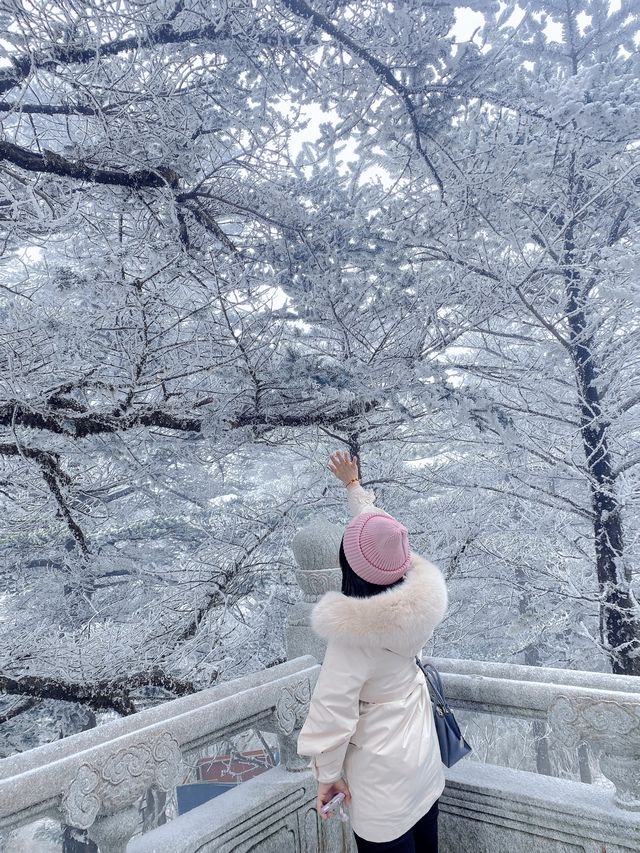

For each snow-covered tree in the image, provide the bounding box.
[278,0,640,674]
[1,0,639,762]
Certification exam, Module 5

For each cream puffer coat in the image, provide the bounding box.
[297,483,448,843]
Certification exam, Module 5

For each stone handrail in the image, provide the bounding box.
[0,655,320,853]
[427,655,639,718]
[431,655,640,691]
[422,655,640,811]
[2,653,639,852]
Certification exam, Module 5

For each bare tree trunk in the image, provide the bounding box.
[524,646,553,775]
[562,193,640,675]
[514,561,553,775]
[348,432,361,478]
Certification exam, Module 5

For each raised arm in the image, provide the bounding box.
[327,450,392,518]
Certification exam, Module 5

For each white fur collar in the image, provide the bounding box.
[311,552,448,655]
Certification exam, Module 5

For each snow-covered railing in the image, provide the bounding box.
[127,656,640,853]
[1,653,639,853]
[428,656,640,853]
[0,655,321,853]
[431,655,640,810]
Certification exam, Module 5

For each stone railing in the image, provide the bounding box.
[433,654,640,802]
[432,657,640,853]
[3,653,638,853]
[2,653,639,852]
[0,656,341,853]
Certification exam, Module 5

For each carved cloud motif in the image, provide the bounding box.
[61,731,183,830]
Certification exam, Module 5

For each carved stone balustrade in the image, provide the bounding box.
[429,653,640,816]
[61,731,183,853]
[2,654,639,852]
[548,693,640,810]
[0,656,321,853]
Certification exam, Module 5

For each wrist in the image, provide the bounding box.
[345,477,359,489]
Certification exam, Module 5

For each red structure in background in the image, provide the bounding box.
[197,748,278,785]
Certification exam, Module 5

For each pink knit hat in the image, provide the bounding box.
[342,510,411,585]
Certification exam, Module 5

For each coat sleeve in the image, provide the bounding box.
[297,638,374,783]
[346,482,393,519]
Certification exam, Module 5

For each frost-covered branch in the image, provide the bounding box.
[0,669,197,716]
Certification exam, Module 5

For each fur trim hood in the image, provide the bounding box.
[311,552,448,656]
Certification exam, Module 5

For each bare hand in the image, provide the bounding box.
[316,777,352,819]
[327,450,359,486]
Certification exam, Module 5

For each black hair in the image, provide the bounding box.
[339,536,406,599]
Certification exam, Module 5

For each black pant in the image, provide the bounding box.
[352,798,439,852]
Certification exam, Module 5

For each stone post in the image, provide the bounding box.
[274,678,312,772]
[273,517,343,775]
[287,516,343,663]
[548,694,640,810]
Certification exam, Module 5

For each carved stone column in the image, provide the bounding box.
[274,678,312,771]
[288,516,343,662]
[60,731,183,853]
[548,694,640,810]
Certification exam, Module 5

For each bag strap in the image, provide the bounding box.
[415,656,449,710]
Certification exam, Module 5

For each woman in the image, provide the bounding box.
[297,451,448,852]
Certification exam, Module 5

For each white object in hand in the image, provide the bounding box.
[320,791,349,821]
